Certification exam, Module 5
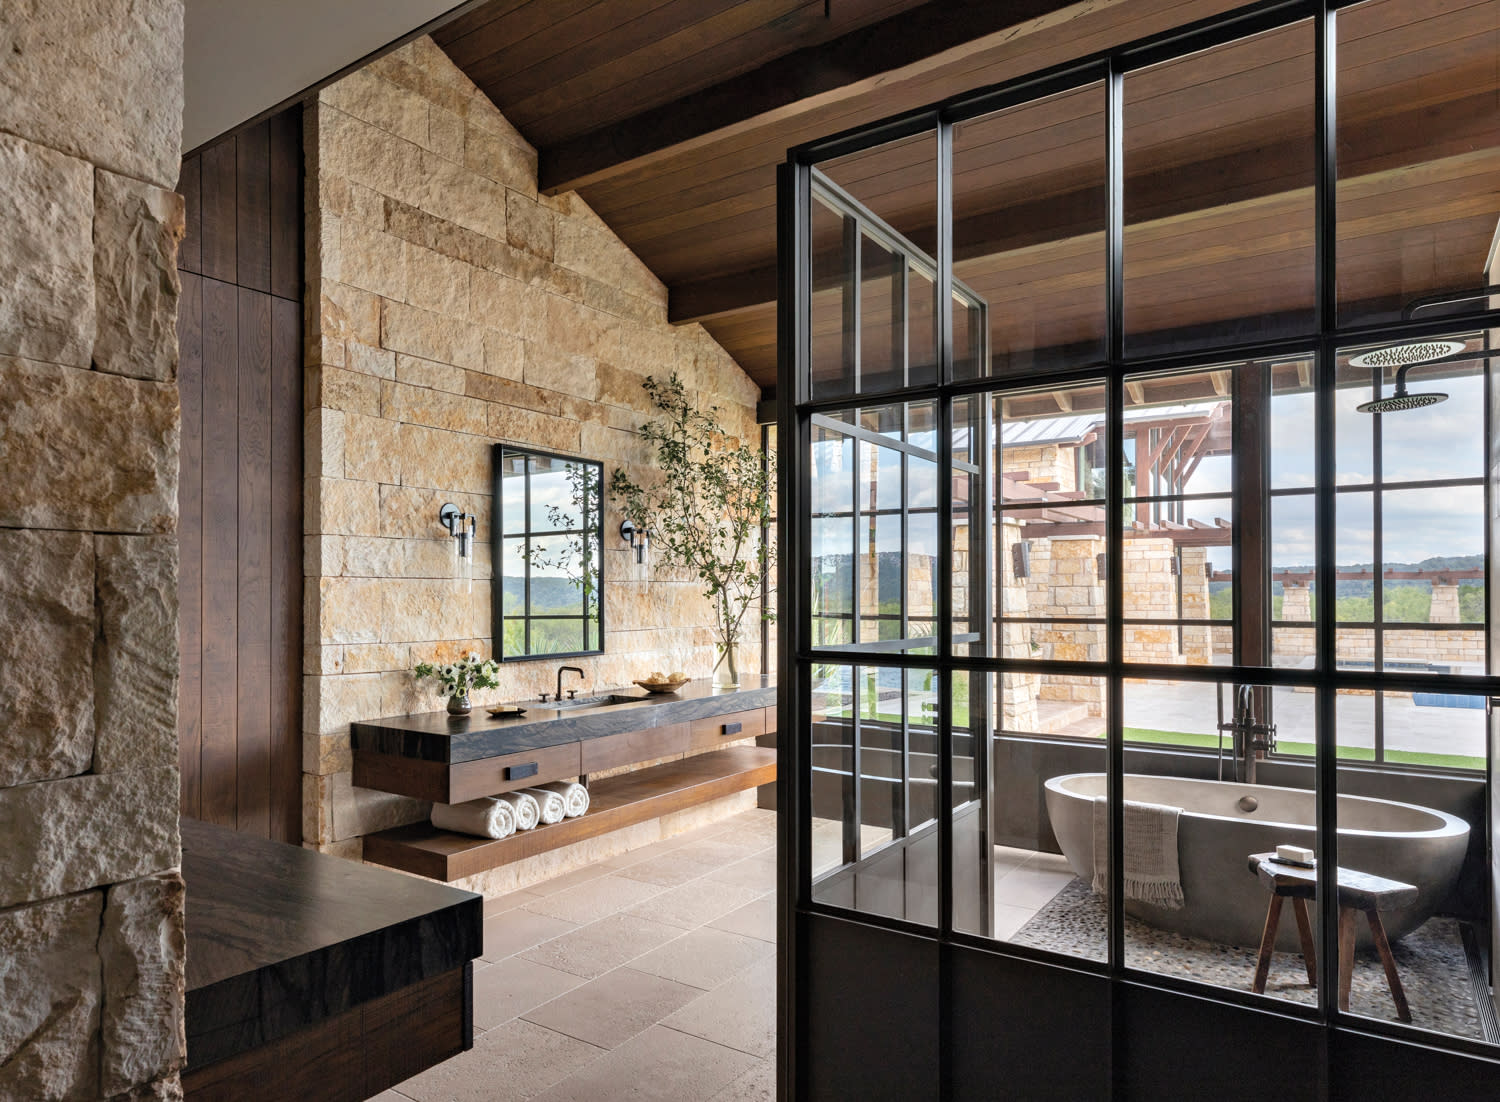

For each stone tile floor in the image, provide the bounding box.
[375,807,777,1102]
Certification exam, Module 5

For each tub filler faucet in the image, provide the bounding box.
[1218,684,1277,784]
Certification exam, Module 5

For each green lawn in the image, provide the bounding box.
[1122,727,1482,771]
[818,712,1483,771]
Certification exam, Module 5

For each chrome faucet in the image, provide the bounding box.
[556,665,585,702]
[1218,684,1276,784]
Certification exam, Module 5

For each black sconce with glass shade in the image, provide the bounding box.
[438,502,475,592]
[619,518,649,563]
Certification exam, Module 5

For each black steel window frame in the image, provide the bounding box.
[777,0,1500,1085]
[492,444,605,662]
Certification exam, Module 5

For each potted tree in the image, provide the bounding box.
[609,374,775,688]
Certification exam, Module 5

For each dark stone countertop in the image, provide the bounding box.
[182,818,482,1068]
[351,676,776,764]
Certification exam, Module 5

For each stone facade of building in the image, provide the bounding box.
[0,1,188,1096]
[301,39,765,883]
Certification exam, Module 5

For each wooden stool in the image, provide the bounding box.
[1246,852,1417,1023]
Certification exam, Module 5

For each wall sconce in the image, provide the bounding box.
[1010,542,1030,581]
[439,502,475,591]
[620,519,648,563]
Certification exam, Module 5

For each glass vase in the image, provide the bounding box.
[447,692,472,716]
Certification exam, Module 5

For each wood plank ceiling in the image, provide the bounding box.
[432,0,1500,395]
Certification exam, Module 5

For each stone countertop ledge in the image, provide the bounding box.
[352,676,776,764]
[181,818,481,1069]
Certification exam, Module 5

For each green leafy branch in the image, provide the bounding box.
[608,373,776,680]
[524,461,602,626]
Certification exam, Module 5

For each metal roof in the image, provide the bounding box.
[999,402,1226,448]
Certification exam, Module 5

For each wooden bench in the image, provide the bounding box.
[1246,851,1417,1022]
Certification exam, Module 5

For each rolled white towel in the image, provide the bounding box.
[523,786,567,825]
[431,795,516,839]
[540,780,589,818]
[496,791,539,831]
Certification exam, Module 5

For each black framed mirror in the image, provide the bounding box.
[493,445,604,660]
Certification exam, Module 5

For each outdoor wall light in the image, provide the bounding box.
[439,502,475,590]
[1011,541,1030,580]
[620,519,649,563]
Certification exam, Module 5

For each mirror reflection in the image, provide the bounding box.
[493,446,604,660]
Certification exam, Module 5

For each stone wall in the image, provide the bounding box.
[0,1,187,1096]
[302,39,764,863]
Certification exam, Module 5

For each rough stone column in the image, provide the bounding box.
[1430,583,1460,623]
[0,1,187,1097]
[1282,582,1312,621]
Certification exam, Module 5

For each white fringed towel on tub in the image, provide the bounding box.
[1090,795,1185,909]
[496,791,539,831]
[539,780,589,818]
[523,787,567,825]
[430,795,516,839]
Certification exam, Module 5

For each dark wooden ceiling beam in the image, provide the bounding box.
[668,83,1498,324]
[537,0,1082,195]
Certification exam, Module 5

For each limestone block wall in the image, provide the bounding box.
[302,39,764,856]
[1003,442,1076,492]
[0,1,187,1096]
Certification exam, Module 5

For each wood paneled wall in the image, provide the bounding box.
[177,108,304,843]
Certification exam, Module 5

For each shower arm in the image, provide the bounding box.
[1402,283,1500,319]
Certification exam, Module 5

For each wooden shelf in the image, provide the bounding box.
[362,746,776,882]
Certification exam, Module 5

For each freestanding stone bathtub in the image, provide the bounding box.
[1043,772,1469,950]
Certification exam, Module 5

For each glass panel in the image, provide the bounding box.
[527,618,584,656]
[951,82,1107,377]
[1271,358,1317,490]
[821,131,937,254]
[1124,22,1317,356]
[809,662,940,927]
[908,263,938,387]
[1337,689,1487,1040]
[952,671,1107,959]
[528,459,578,531]
[1123,496,1232,623]
[811,409,946,653]
[1380,361,1484,483]
[859,234,903,392]
[998,382,1108,502]
[810,196,852,398]
[1123,679,1322,1009]
[1272,493,1317,669]
[1336,0,1500,326]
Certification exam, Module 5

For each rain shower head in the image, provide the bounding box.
[1352,341,1457,413]
[1356,388,1447,413]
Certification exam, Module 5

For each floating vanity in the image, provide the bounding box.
[353,678,777,881]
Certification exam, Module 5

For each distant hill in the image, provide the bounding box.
[501,576,591,615]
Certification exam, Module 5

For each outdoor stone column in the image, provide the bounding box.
[1282,582,1312,621]
[1179,546,1215,663]
[1430,583,1460,623]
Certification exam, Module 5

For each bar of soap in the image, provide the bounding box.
[1276,844,1315,867]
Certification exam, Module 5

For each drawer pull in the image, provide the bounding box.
[721,722,743,736]
[506,762,539,780]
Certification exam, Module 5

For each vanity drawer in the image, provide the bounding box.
[448,741,582,803]
[689,709,767,752]
[582,724,690,773]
